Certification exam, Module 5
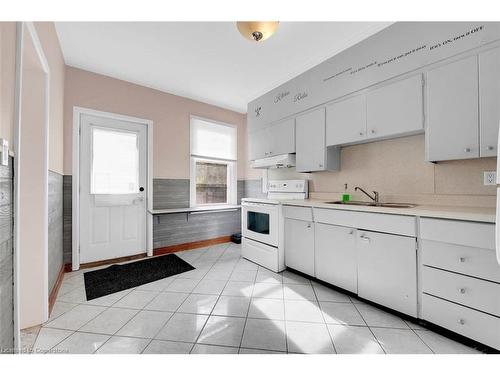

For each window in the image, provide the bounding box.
[91,127,139,194]
[190,117,237,206]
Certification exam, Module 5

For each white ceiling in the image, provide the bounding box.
[55,22,392,113]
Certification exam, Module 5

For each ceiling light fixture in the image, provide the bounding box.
[236,21,279,42]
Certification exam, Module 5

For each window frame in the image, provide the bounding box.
[189,116,237,207]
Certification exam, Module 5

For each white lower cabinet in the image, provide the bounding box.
[356,230,418,317]
[315,223,357,293]
[284,218,315,276]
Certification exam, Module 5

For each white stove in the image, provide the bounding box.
[241,180,308,272]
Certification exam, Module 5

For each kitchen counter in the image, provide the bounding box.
[280,199,496,223]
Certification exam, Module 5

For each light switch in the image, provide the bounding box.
[483,171,496,186]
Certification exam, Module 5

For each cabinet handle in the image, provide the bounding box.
[487,146,494,151]
[349,230,354,235]
[359,132,364,136]
[464,148,471,153]
[319,164,323,168]
[269,151,273,155]
[359,235,370,242]
[458,288,466,294]
[458,257,466,263]
[371,129,376,134]
[306,223,312,228]
[458,319,465,325]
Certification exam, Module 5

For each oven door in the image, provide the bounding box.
[242,202,279,247]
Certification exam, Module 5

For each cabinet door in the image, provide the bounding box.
[268,118,295,156]
[248,128,269,160]
[366,74,424,139]
[284,218,315,276]
[357,230,417,317]
[326,95,366,146]
[479,47,500,157]
[427,56,479,161]
[315,223,357,293]
[296,107,326,172]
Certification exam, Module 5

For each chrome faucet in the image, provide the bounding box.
[354,186,379,203]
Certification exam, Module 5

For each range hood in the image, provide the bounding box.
[251,154,296,169]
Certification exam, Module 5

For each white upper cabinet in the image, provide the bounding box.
[267,118,295,157]
[326,95,366,146]
[366,74,424,140]
[479,47,500,158]
[426,55,479,161]
[248,118,295,160]
[296,107,340,172]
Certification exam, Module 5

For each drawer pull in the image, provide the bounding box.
[458,288,466,294]
[458,257,466,263]
[458,318,465,325]
[464,148,471,153]
[359,235,370,242]
[349,230,354,235]
[307,223,312,228]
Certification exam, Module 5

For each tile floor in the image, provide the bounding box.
[23,243,482,354]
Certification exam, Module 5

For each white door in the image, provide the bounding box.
[356,230,417,317]
[296,107,326,172]
[79,114,147,264]
[366,74,424,139]
[426,55,479,161]
[284,218,315,276]
[315,223,357,293]
[326,94,366,146]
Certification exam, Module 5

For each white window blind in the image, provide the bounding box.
[190,117,237,160]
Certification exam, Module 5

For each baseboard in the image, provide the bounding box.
[48,265,66,315]
[63,235,233,271]
[153,236,232,256]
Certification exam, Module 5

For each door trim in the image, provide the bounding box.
[72,106,153,271]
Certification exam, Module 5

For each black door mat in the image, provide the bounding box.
[83,254,195,300]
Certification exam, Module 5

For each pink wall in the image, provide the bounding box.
[64,66,259,180]
[0,22,17,148]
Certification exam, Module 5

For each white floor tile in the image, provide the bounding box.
[212,296,251,318]
[136,277,176,291]
[56,287,87,304]
[241,318,287,352]
[116,310,172,338]
[355,303,408,329]
[53,332,110,354]
[239,348,285,354]
[312,283,352,303]
[234,259,259,272]
[191,344,239,354]
[320,302,366,326]
[79,307,138,335]
[282,271,311,285]
[286,321,335,354]
[85,289,132,307]
[142,340,193,354]
[255,268,282,284]
[371,327,433,354]
[156,313,208,343]
[96,336,150,354]
[248,298,285,321]
[164,278,200,293]
[252,283,283,299]
[328,325,384,354]
[32,328,74,354]
[144,292,189,312]
[113,290,159,309]
[203,269,233,281]
[47,301,78,322]
[178,267,210,280]
[404,319,428,330]
[284,300,324,323]
[177,293,219,315]
[283,284,316,301]
[222,281,254,297]
[45,304,107,331]
[192,279,227,295]
[197,316,245,347]
[414,330,480,354]
[229,269,257,282]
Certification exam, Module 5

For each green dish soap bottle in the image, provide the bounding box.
[342,183,351,202]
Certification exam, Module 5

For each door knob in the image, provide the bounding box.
[139,187,144,192]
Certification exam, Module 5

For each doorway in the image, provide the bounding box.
[72,108,153,269]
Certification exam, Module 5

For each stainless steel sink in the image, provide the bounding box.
[326,201,416,208]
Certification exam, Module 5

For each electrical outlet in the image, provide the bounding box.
[484,171,496,186]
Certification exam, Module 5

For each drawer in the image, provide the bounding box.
[423,266,500,316]
[420,218,495,250]
[421,240,500,283]
[422,293,500,350]
[282,205,313,222]
[242,237,280,272]
[313,208,416,237]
